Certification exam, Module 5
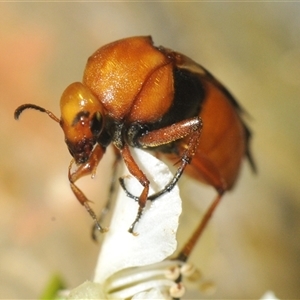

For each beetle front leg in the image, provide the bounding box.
[68,144,108,233]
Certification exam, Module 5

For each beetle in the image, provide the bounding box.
[15,36,254,255]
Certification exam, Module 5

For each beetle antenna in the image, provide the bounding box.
[14,104,60,123]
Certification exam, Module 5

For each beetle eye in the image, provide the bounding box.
[90,111,103,136]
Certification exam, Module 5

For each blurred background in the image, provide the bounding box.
[1,2,299,299]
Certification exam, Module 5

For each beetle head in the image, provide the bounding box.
[60,82,105,164]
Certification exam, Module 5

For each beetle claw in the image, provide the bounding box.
[128,225,139,236]
[83,202,108,233]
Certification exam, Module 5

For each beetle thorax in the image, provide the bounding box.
[83,36,175,124]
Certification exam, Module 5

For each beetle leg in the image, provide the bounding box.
[119,144,150,234]
[139,117,202,150]
[141,118,203,188]
[92,147,121,240]
[68,144,105,182]
[103,147,122,219]
[181,150,227,194]
[176,192,223,262]
[120,117,203,201]
[68,144,108,233]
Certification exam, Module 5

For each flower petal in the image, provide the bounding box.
[260,291,280,300]
[94,148,182,283]
[67,281,106,299]
[132,287,169,300]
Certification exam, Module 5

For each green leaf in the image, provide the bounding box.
[40,274,66,300]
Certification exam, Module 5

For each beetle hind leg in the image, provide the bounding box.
[176,191,224,262]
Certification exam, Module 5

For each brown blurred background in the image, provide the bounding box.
[1,2,299,299]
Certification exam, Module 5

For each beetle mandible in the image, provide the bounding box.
[15,36,255,252]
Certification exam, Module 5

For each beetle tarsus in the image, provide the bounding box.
[119,156,189,202]
[83,202,108,233]
[119,177,139,201]
[128,205,143,235]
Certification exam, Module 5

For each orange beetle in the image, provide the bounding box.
[15,36,254,257]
